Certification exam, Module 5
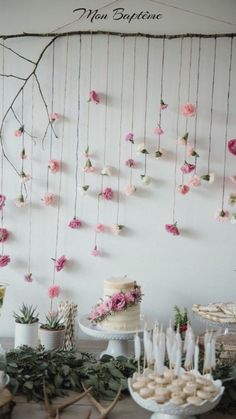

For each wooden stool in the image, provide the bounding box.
[0,389,15,419]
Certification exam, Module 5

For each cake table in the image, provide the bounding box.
[79,315,151,358]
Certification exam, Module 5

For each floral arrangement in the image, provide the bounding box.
[174,305,188,334]
[89,284,142,325]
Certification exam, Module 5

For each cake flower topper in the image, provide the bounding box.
[89,284,142,325]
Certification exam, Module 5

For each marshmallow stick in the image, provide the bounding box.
[203,331,213,374]
[134,332,141,376]
[166,320,175,368]
[175,342,182,377]
[143,327,148,372]
[184,331,195,370]
[194,337,199,372]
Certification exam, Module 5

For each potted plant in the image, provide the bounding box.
[39,311,65,351]
[13,303,39,348]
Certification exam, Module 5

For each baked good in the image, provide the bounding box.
[89,277,142,331]
[192,302,236,323]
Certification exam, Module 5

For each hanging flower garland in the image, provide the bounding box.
[215,37,233,223]
[201,37,217,183]
[124,37,137,196]
[165,38,183,236]
[139,38,151,186]
[154,37,167,160]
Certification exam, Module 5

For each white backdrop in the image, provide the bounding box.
[0,0,235,337]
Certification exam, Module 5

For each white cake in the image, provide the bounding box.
[91,277,142,331]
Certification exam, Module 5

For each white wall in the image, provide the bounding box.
[0,0,236,337]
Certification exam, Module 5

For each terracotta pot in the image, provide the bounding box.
[14,322,39,348]
[39,327,65,350]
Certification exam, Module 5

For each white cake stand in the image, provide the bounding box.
[193,311,236,334]
[79,315,150,358]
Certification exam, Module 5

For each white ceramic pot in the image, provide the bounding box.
[39,327,65,351]
[14,322,39,348]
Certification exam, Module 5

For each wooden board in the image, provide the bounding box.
[0,389,14,418]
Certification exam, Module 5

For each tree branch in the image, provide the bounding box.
[11,107,37,142]
[0,41,36,64]
[0,73,26,81]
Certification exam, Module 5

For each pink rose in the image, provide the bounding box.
[43,193,56,206]
[24,273,33,283]
[111,293,126,311]
[89,90,100,104]
[160,100,168,110]
[125,158,135,168]
[181,103,197,117]
[214,209,230,222]
[83,159,95,173]
[0,228,9,242]
[0,255,10,267]
[188,175,201,187]
[228,139,236,156]
[14,126,24,137]
[124,184,136,196]
[125,291,135,304]
[68,218,82,229]
[95,223,105,233]
[49,112,60,122]
[154,125,164,135]
[125,132,134,143]
[0,195,6,210]
[55,255,67,272]
[180,161,196,174]
[96,305,106,317]
[49,159,60,174]
[165,223,180,236]
[91,246,101,256]
[178,184,190,195]
[102,187,113,201]
[48,284,61,299]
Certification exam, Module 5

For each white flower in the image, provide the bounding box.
[141,175,151,185]
[231,213,236,224]
[137,143,149,154]
[20,173,31,183]
[110,224,123,235]
[101,166,111,176]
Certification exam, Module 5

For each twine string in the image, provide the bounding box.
[182,37,193,184]
[74,35,82,218]
[83,35,93,186]
[27,77,35,276]
[157,37,165,150]
[129,37,137,185]
[46,42,55,193]
[193,37,201,171]
[143,38,150,176]
[1,41,4,254]
[207,37,217,175]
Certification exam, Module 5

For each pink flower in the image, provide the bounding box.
[214,209,230,222]
[125,291,135,304]
[49,159,60,174]
[180,161,196,174]
[187,146,199,158]
[110,224,123,235]
[15,195,27,208]
[95,223,105,233]
[0,228,9,242]
[165,223,180,236]
[24,273,33,283]
[178,133,189,145]
[0,255,10,267]
[91,246,101,256]
[178,184,190,195]
[43,193,56,206]
[181,103,197,117]
[20,148,27,159]
[83,159,95,173]
[88,90,100,104]
[20,172,31,183]
[95,305,106,317]
[160,100,168,110]
[103,298,113,312]
[111,293,126,311]
[154,125,164,135]
[229,175,236,184]
[49,112,60,122]
[188,175,201,187]
[102,187,113,200]
[48,284,61,299]
[125,132,134,143]
[125,158,135,168]
[228,139,236,156]
[68,218,82,229]
[0,195,6,210]
[14,125,24,137]
[55,255,67,272]
[124,184,136,196]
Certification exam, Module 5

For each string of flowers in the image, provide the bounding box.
[68,36,82,230]
[111,37,125,236]
[0,41,10,269]
[49,36,69,309]
[139,38,151,186]
[201,37,217,184]
[165,38,183,237]
[92,35,110,257]
[215,38,233,222]
[155,37,167,160]
[188,37,201,188]
[124,37,137,197]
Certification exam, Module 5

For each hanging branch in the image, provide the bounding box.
[0,41,36,64]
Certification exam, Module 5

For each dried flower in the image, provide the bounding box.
[91,245,101,256]
[160,99,168,110]
[137,143,149,154]
[49,159,60,174]
[125,132,134,143]
[80,185,89,195]
[20,171,31,183]
[14,125,24,137]
[95,223,105,233]
[0,195,6,210]
[214,209,230,222]
[83,158,95,173]
[43,193,56,206]
[188,175,201,187]
[102,187,113,200]
[49,112,60,122]
[48,284,61,299]
[15,194,27,207]
[110,224,123,235]
[181,103,197,117]
[228,193,236,206]
[187,146,199,158]
[0,255,10,267]
[124,184,136,196]
[101,166,111,176]
[125,158,135,168]
[154,125,164,135]
[155,150,163,159]
[201,173,215,183]
[55,255,67,272]
[165,223,180,236]
[178,184,190,195]
[24,273,33,283]
[231,213,236,224]
[178,132,189,145]
[141,175,151,185]
[0,228,9,242]
[180,161,196,174]
[228,139,236,156]
[229,175,236,184]
[68,218,82,229]
[20,148,27,159]
[88,90,100,104]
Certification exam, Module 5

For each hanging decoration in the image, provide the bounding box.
[155,37,166,159]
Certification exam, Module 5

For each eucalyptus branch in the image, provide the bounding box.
[0,41,36,64]
[0,73,26,81]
